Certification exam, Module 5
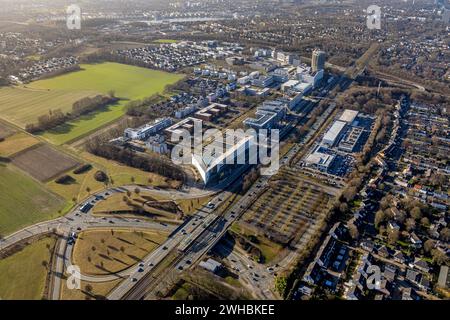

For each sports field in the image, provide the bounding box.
[0,62,183,145]
[0,164,67,236]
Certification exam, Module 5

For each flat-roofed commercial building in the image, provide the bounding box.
[192,135,256,185]
[338,126,364,152]
[199,258,222,273]
[322,120,347,147]
[281,80,300,92]
[194,103,228,122]
[124,118,172,141]
[244,101,287,130]
[305,149,336,171]
[339,109,359,124]
[164,117,202,137]
[251,75,274,88]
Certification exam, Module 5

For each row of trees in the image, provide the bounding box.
[85,137,185,184]
[25,94,117,133]
[125,94,169,118]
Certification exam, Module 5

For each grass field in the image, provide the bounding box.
[94,190,212,215]
[153,39,178,44]
[47,151,180,204]
[0,132,40,157]
[230,222,282,264]
[0,122,16,139]
[0,87,98,125]
[60,278,122,300]
[0,164,67,236]
[0,237,56,300]
[72,229,168,276]
[0,62,184,145]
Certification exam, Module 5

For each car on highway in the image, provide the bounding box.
[206,202,215,209]
[131,278,138,282]
[138,267,144,272]
[163,246,168,250]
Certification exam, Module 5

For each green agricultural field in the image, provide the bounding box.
[0,236,56,300]
[0,164,67,236]
[0,62,184,145]
[0,87,98,126]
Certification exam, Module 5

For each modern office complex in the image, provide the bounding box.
[192,135,256,184]
[312,49,326,72]
[243,101,288,130]
[124,118,173,140]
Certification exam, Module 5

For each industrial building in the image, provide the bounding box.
[124,118,172,141]
[322,120,347,147]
